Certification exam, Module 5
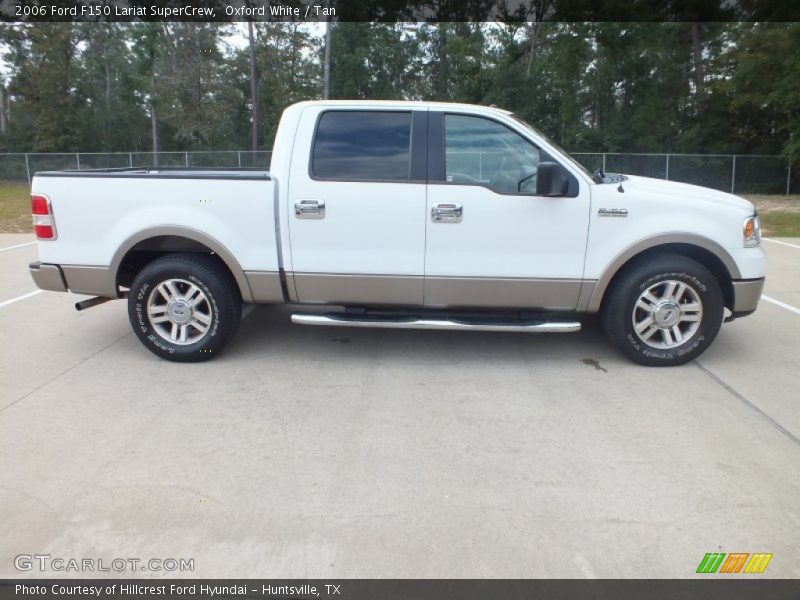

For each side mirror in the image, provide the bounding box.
[535,162,569,197]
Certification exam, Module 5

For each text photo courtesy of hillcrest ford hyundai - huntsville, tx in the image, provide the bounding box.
[2,2,800,599]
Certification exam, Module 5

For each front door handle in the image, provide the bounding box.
[431,203,463,223]
[295,199,325,219]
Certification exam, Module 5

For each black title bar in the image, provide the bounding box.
[2,0,800,22]
[3,580,800,600]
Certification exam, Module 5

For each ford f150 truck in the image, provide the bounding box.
[28,100,765,366]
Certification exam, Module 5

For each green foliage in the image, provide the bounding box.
[78,23,149,151]
[729,23,800,161]
[255,23,322,143]
[330,23,419,100]
[754,210,800,237]
[3,24,84,151]
[0,21,797,161]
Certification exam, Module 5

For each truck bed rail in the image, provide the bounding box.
[33,167,271,180]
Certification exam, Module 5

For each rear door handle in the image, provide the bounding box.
[295,199,325,219]
[431,203,463,223]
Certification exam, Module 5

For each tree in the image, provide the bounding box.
[727,23,800,160]
[78,23,148,152]
[129,23,165,158]
[330,22,419,100]
[3,23,84,151]
[252,23,322,144]
[247,19,260,153]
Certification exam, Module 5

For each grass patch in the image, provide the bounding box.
[745,195,800,237]
[758,211,800,237]
[0,180,31,233]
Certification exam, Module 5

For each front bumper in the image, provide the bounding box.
[29,261,68,292]
[731,277,765,317]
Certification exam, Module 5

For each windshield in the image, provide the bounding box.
[509,114,596,181]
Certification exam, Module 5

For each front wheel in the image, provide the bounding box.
[601,254,724,366]
[128,253,241,362]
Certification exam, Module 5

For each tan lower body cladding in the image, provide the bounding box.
[289,272,590,310]
[33,262,596,311]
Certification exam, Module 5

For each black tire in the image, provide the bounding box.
[128,253,241,362]
[601,253,724,366]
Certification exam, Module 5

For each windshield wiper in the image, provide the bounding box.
[593,167,605,184]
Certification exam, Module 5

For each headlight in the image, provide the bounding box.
[743,214,761,247]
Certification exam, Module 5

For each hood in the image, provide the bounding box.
[615,175,755,215]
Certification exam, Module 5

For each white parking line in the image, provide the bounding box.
[0,290,43,309]
[0,241,35,253]
[763,238,800,250]
[762,294,800,316]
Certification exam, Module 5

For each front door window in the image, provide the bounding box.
[444,114,540,194]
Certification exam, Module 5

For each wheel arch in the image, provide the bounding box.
[586,234,740,313]
[112,226,253,302]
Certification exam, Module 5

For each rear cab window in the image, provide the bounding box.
[311,111,412,181]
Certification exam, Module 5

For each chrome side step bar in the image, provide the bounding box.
[291,313,581,333]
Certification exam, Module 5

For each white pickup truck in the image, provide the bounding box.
[29,100,765,366]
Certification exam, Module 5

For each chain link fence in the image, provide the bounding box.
[571,153,796,195]
[0,150,796,194]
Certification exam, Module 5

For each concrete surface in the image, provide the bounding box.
[1,233,799,578]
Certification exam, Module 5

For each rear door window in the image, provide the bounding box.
[312,111,412,181]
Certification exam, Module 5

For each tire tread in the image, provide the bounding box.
[127,253,241,362]
[601,253,723,366]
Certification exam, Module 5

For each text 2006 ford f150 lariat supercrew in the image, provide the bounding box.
[28,101,765,366]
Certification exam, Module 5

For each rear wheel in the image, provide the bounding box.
[601,254,724,366]
[128,253,241,362]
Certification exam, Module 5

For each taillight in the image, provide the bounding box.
[31,194,57,240]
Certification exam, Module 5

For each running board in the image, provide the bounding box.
[291,313,581,333]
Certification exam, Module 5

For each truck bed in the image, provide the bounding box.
[31,167,280,300]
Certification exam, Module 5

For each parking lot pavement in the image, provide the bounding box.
[1,233,799,579]
[763,238,800,308]
[0,234,39,301]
